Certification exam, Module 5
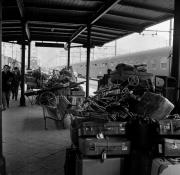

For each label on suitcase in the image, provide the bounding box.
[76,154,125,175]
[78,121,126,136]
[159,119,180,135]
[158,138,180,157]
[79,137,130,156]
[151,158,180,175]
[163,138,180,157]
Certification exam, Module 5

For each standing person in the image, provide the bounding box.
[2,65,13,109]
[12,67,21,101]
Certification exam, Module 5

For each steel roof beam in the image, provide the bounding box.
[119,1,174,14]
[80,34,111,41]
[2,31,22,34]
[81,32,116,40]
[31,31,72,36]
[25,22,30,41]
[29,26,76,32]
[108,11,157,23]
[93,25,128,33]
[16,0,31,41]
[16,0,24,18]
[30,28,73,34]
[69,0,122,43]
[76,36,108,43]
[35,42,64,48]
[84,31,118,38]
[26,7,94,13]
[2,26,21,30]
[2,20,21,24]
[96,20,143,33]
[28,21,82,27]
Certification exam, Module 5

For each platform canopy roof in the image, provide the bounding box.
[2,0,174,46]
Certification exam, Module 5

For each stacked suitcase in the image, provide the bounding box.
[68,118,131,175]
[150,118,180,175]
[64,113,180,175]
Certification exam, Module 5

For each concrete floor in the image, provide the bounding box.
[2,98,71,175]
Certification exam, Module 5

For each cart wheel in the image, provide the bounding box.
[38,91,56,106]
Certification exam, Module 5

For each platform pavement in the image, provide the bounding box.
[2,98,71,175]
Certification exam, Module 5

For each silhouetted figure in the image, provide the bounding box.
[2,65,13,109]
[12,67,21,101]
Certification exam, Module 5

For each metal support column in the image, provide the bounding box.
[27,41,31,70]
[0,0,7,174]
[67,42,71,68]
[20,22,26,106]
[86,25,91,98]
[171,0,180,110]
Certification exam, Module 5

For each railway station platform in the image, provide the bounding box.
[2,99,71,175]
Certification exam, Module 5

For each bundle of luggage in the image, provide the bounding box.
[66,116,130,175]
[64,90,180,175]
[111,63,153,88]
[64,63,180,175]
[98,63,154,93]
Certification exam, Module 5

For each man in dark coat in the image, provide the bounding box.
[2,65,13,109]
[12,67,21,101]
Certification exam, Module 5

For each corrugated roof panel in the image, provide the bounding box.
[111,4,169,19]
[102,14,149,25]
[25,7,91,24]
[123,0,174,11]
[24,0,103,11]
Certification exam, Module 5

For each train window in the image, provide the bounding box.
[152,63,156,69]
[161,63,167,69]
[160,57,168,69]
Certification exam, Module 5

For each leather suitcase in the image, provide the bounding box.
[151,158,180,175]
[79,137,130,156]
[136,92,174,121]
[159,119,180,135]
[78,121,126,136]
[76,154,126,175]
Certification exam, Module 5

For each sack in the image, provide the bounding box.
[135,92,174,120]
[111,63,153,84]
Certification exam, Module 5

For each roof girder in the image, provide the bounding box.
[16,0,31,41]
[69,0,122,43]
